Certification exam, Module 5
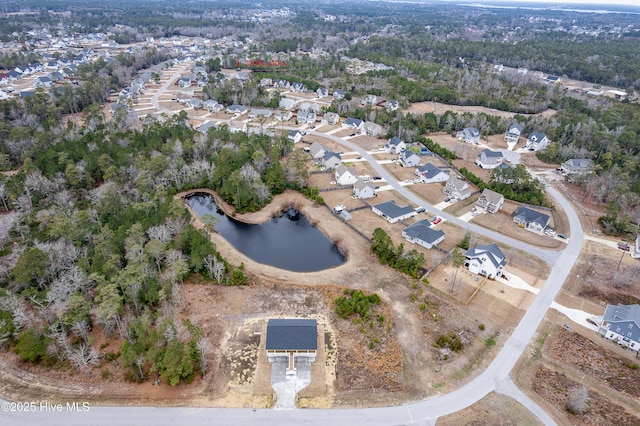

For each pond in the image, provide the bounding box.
[186,193,345,272]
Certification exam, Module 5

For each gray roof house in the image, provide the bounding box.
[309,142,328,159]
[275,110,293,121]
[402,220,445,249]
[323,112,340,125]
[444,177,471,201]
[372,200,417,224]
[597,304,640,351]
[316,87,329,98]
[560,159,593,176]
[335,164,358,186]
[278,98,297,110]
[513,206,550,235]
[399,150,420,168]
[353,180,377,199]
[476,149,504,169]
[322,151,342,170]
[248,108,273,119]
[363,121,383,137]
[385,136,406,154]
[288,130,303,143]
[504,123,523,144]
[227,104,248,114]
[266,318,318,366]
[464,243,507,279]
[333,90,346,100]
[492,162,515,184]
[525,132,549,151]
[415,163,449,184]
[460,127,481,144]
[475,189,505,214]
[342,117,363,130]
[297,110,316,124]
[386,100,398,111]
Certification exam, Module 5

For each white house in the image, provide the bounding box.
[633,235,640,259]
[597,304,640,351]
[228,121,247,133]
[415,164,449,184]
[475,149,504,169]
[386,100,398,111]
[275,110,293,121]
[361,94,377,106]
[504,123,523,144]
[513,206,550,235]
[525,132,549,151]
[399,150,420,168]
[372,200,416,224]
[297,110,316,124]
[204,99,223,113]
[353,180,377,199]
[316,87,329,98]
[309,142,327,159]
[460,127,481,144]
[385,136,406,154]
[323,112,340,125]
[227,104,248,115]
[278,98,297,110]
[342,117,363,131]
[402,220,445,249]
[464,243,507,279]
[248,108,272,119]
[363,121,383,137]
[560,159,593,176]
[288,130,303,143]
[444,177,471,201]
[475,189,504,214]
[322,151,342,170]
[335,164,358,185]
[333,90,346,100]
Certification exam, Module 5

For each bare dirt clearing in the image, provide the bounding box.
[405,101,557,119]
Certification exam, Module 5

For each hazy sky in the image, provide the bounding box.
[474,0,640,5]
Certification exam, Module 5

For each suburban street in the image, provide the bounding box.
[1,125,584,426]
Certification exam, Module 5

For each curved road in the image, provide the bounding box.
[2,131,581,426]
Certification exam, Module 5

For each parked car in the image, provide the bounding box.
[544,228,556,237]
[557,233,567,240]
[444,197,452,203]
[373,176,382,180]
[618,242,631,251]
[432,217,442,225]
[349,133,356,137]
[415,207,426,213]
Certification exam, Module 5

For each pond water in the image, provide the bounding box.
[186,193,345,272]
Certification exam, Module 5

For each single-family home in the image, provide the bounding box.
[363,121,383,137]
[518,68,528,75]
[177,77,192,88]
[415,163,449,184]
[342,117,363,131]
[333,90,346,100]
[399,150,420,168]
[504,123,523,144]
[525,132,549,151]
[227,104,248,115]
[288,130,303,143]
[385,136,406,154]
[560,159,593,176]
[475,149,504,169]
[278,98,297,110]
[228,121,247,134]
[322,151,342,170]
[274,110,293,121]
[545,75,561,84]
[323,112,340,125]
[402,220,445,249]
[197,121,219,134]
[309,142,327,159]
[297,110,316,124]
[597,304,640,351]
[273,79,290,89]
[475,189,505,214]
[185,98,203,109]
[353,180,377,199]
[248,108,272,119]
[49,71,64,82]
[513,206,550,235]
[460,127,481,144]
[444,177,471,201]
[372,200,416,224]
[291,82,306,92]
[464,243,507,279]
[492,162,515,184]
[386,100,398,111]
[361,94,377,106]
[335,164,358,185]
[316,87,329,98]
[494,64,504,72]
[204,99,223,113]
[35,76,53,88]
[266,318,317,367]
[260,78,273,87]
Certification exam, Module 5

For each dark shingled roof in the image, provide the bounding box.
[266,319,317,351]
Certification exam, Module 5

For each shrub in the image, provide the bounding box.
[478,323,485,331]
[15,328,48,363]
[485,337,496,347]
[566,385,589,415]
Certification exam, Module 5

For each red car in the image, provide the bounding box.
[432,217,442,225]
[618,242,630,251]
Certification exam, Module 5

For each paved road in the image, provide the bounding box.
[311,131,561,265]
[2,130,583,425]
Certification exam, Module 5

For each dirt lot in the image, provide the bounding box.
[437,391,543,426]
[405,101,557,119]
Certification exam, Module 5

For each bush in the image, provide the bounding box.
[566,385,589,415]
[478,323,485,331]
[334,289,381,320]
[485,337,496,347]
[435,332,464,352]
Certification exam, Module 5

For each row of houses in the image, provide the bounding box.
[459,123,549,152]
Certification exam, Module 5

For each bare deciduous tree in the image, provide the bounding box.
[567,385,589,415]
